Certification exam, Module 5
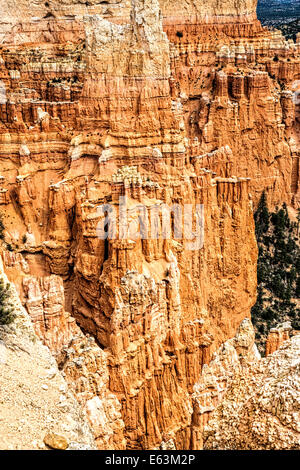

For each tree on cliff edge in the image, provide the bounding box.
[0,279,14,325]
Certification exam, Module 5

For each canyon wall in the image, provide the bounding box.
[0,0,299,449]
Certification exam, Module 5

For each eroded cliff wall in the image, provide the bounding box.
[0,0,298,450]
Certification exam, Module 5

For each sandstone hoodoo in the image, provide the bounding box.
[0,0,299,451]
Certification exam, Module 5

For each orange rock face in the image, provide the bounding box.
[22,274,78,354]
[265,322,295,357]
[0,0,298,449]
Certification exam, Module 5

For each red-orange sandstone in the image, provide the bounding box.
[0,0,298,449]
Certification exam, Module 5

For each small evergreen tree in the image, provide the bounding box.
[0,279,14,325]
[254,191,269,239]
[0,213,5,241]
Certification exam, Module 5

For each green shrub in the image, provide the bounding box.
[0,279,14,325]
[0,213,5,241]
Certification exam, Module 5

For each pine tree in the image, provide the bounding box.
[255,191,269,239]
[0,213,5,241]
[0,279,14,325]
